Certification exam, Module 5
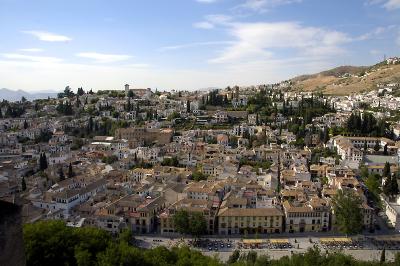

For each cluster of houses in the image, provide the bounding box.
[1,81,400,236]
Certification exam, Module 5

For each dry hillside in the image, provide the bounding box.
[291,63,400,95]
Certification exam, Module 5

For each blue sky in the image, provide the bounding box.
[0,0,399,91]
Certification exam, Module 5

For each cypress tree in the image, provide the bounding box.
[42,153,48,170]
[391,177,399,197]
[67,163,74,178]
[383,144,388,155]
[374,139,380,152]
[380,248,385,263]
[58,167,65,181]
[22,177,26,191]
[383,162,391,178]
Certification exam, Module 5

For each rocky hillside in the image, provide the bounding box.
[290,62,400,95]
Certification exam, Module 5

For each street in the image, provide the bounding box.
[134,234,400,262]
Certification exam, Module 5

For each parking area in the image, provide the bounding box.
[134,234,400,262]
[189,239,234,252]
[236,239,293,250]
[319,237,366,250]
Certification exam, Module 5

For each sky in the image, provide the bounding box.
[0,0,399,92]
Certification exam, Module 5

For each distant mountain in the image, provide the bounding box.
[0,88,58,101]
[290,61,400,95]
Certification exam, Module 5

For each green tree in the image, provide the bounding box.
[118,229,133,244]
[188,212,207,237]
[246,251,258,264]
[68,163,74,178]
[332,189,363,235]
[383,175,393,197]
[172,209,190,235]
[39,153,48,171]
[380,248,385,263]
[22,176,26,191]
[391,176,399,197]
[383,162,391,178]
[74,247,92,266]
[323,128,329,144]
[191,170,207,182]
[395,252,400,265]
[186,100,190,113]
[227,250,240,264]
[254,255,270,266]
[77,87,85,96]
[24,220,76,266]
[374,139,380,152]
[173,210,207,237]
[58,167,65,181]
[365,174,381,205]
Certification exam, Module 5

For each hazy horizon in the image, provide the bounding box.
[0,0,399,91]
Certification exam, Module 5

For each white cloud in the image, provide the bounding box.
[193,14,233,30]
[210,21,350,63]
[2,53,62,63]
[234,0,302,13]
[159,41,233,51]
[370,49,382,55]
[357,26,389,40]
[383,0,400,9]
[19,48,43,53]
[205,14,233,24]
[76,52,132,63]
[22,31,72,42]
[0,57,326,92]
[365,0,400,10]
[193,21,214,29]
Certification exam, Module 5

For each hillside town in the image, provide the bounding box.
[1,75,400,242]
